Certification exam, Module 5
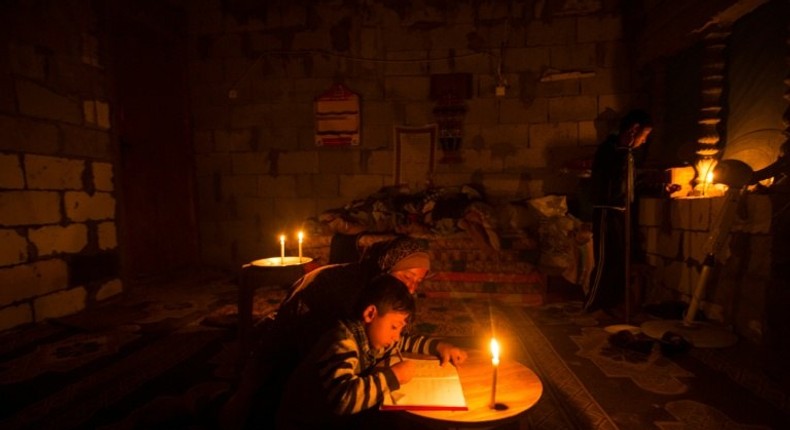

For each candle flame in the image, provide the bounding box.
[490,338,500,365]
[298,231,304,242]
[279,234,285,243]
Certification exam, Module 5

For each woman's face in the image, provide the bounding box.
[391,268,428,294]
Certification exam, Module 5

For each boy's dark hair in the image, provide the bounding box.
[619,109,652,131]
[353,274,416,318]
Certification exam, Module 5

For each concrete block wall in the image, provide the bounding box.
[186,0,648,268]
[0,1,122,332]
[639,194,772,343]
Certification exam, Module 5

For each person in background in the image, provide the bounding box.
[276,274,466,429]
[584,109,653,314]
[219,236,434,429]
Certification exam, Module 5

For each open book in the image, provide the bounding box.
[381,358,468,411]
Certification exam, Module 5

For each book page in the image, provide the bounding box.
[381,358,467,411]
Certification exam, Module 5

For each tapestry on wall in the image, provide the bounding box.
[394,123,437,191]
[314,83,360,146]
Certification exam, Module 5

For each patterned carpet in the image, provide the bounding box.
[1,274,788,429]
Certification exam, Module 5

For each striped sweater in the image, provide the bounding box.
[276,318,441,429]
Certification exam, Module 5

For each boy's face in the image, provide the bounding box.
[363,306,410,350]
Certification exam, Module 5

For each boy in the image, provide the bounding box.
[276,274,467,429]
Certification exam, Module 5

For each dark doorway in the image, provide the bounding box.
[108,2,199,282]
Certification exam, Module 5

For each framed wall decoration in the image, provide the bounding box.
[394,124,437,190]
[314,83,360,146]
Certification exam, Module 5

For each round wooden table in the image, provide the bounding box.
[404,350,543,429]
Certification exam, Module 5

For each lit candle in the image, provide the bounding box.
[279,234,285,265]
[490,338,500,408]
[297,231,304,262]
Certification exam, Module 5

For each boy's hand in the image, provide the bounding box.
[437,342,468,367]
[391,360,415,384]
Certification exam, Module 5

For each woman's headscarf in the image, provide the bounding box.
[360,236,430,272]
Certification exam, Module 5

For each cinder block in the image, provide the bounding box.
[25,155,84,190]
[505,47,551,71]
[686,230,713,263]
[259,175,297,198]
[639,197,664,227]
[581,67,632,95]
[318,151,360,174]
[230,104,273,129]
[223,175,259,198]
[195,154,231,178]
[465,99,499,126]
[98,221,117,250]
[499,98,548,124]
[15,80,82,124]
[528,122,579,148]
[641,226,659,254]
[577,15,624,43]
[481,174,523,198]
[525,18,576,46]
[655,228,682,259]
[481,124,530,149]
[548,95,598,122]
[311,174,340,197]
[289,78,336,103]
[578,121,598,146]
[432,173,475,188]
[363,101,398,125]
[60,125,111,159]
[670,198,692,231]
[550,43,597,70]
[92,162,114,191]
[0,114,59,154]
[363,150,393,175]
[536,79,580,98]
[0,303,33,332]
[0,229,28,266]
[339,174,384,199]
[272,198,320,226]
[64,191,115,222]
[361,124,393,149]
[384,76,430,101]
[96,278,123,301]
[0,154,24,189]
[215,129,253,152]
[29,224,88,256]
[0,191,61,226]
[34,287,87,320]
[96,101,111,129]
[505,147,549,170]
[689,197,712,231]
[83,100,109,128]
[277,151,319,175]
[0,259,68,306]
[231,152,268,175]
